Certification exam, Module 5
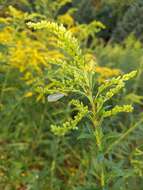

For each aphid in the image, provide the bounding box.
[47,93,65,102]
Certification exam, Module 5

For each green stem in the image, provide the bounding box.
[89,90,105,188]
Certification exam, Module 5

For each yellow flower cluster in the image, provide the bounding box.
[95,66,121,81]
[0,7,66,92]
[10,39,47,72]
[0,27,14,44]
[58,14,74,28]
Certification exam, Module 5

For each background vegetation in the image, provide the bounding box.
[0,0,143,190]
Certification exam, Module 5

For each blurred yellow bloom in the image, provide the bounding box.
[0,27,14,44]
[95,66,121,76]
[95,66,121,82]
[24,92,33,98]
[70,26,81,34]
[58,14,74,28]
[9,38,48,72]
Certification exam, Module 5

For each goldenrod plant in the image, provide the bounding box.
[28,20,137,189]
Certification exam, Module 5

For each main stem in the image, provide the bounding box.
[88,84,105,189]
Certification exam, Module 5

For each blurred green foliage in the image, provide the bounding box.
[111,0,143,42]
[72,0,139,41]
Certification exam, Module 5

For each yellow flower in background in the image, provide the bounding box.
[9,36,48,72]
[95,66,121,82]
[69,26,81,35]
[0,27,14,44]
[9,37,65,72]
[24,92,33,98]
[58,14,74,28]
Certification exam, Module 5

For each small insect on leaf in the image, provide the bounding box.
[47,93,65,102]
